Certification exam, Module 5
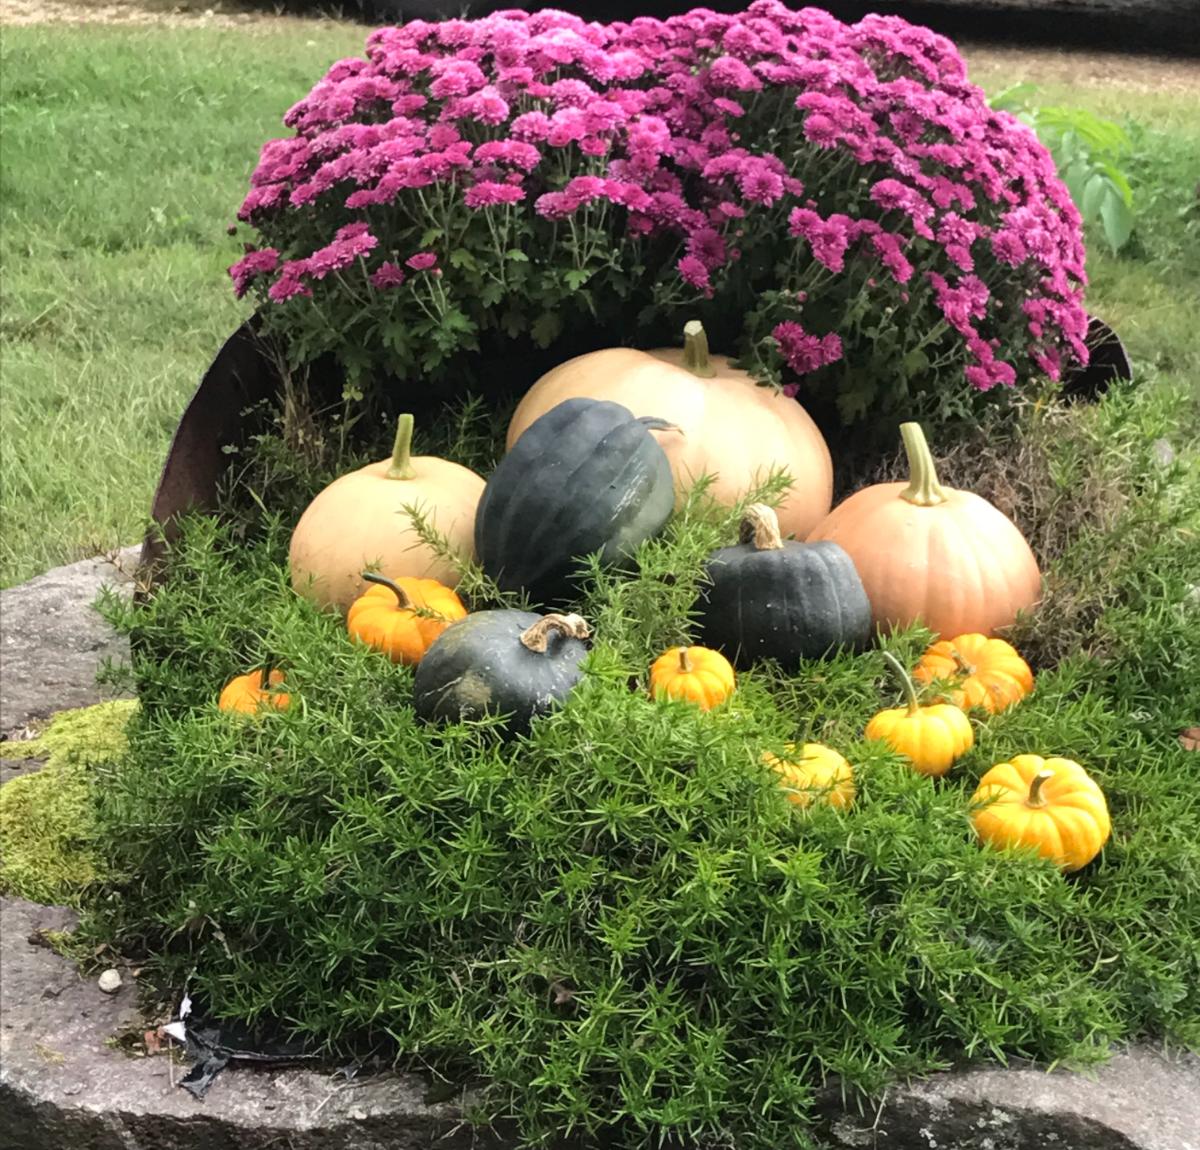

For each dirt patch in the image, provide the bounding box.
[0,0,354,30]
[962,41,1200,94]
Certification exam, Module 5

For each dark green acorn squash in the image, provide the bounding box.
[697,504,872,668]
[475,398,675,605]
[412,610,590,735]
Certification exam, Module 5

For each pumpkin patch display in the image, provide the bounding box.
[697,503,872,669]
[763,743,855,809]
[649,646,736,711]
[346,572,467,665]
[218,669,291,715]
[970,755,1111,872]
[807,422,1042,637]
[865,652,974,777]
[413,610,591,735]
[475,398,676,605]
[506,321,833,540]
[914,633,1034,714]
[289,414,485,613]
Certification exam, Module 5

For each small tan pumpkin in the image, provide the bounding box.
[290,414,485,613]
[506,321,833,540]
[649,645,736,711]
[807,422,1042,637]
[346,572,467,665]
[218,669,290,715]
[763,743,855,809]
[970,755,1110,872]
[913,633,1034,714]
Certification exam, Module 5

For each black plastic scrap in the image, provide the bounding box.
[170,1016,320,1100]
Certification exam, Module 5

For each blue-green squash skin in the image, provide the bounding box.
[697,505,872,669]
[412,610,589,736]
[474,398,675,606]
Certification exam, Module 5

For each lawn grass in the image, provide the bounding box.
[2,21,1198,587]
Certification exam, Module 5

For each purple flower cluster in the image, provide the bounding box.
[232,1,1088,413]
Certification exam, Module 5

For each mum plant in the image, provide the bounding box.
[232,1,1090,422]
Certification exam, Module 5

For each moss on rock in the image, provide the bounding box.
[0,700,136,905]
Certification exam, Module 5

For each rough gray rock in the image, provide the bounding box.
[0,548,139,736]
[0,897,497,1150]
[820,1048,1200,1149]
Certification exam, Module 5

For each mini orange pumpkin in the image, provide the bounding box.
[864,651,973,777]
[346,572,467,664]
[970,755,1111,872]
[649,645,736,711]
[807,422,1042,637]
[914,633,1034,713]
[218,669,290,715]
[763,743,855,809]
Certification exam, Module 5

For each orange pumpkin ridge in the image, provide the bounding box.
[346,571,467,665]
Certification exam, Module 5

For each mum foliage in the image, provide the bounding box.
[233,2,1089,421]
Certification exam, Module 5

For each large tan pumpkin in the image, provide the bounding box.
[807,422,1042,638]
[289,414,484,613]
[506,321,833,541]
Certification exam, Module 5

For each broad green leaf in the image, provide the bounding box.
[1100,190,1135,254]
[531,311,563,348]
[1082,172,1109,220]
[1098,162,1135,209]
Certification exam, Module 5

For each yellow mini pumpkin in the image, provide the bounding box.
[649,645,735,711]
[913,633,1034,714]
[864,651,973,777]
[970,755,1111,872]
[763,743,855,809]
[218,669,291,715]
[346,572,467,665]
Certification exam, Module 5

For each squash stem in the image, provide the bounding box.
[678,647,693,673]
[681,320,717,379]
[385,414,417,480]
[1026,768,1055,808]
[881,650,921,716]
[950,648,976,675]
[520,613,591,653]
[739,504,785,550]
[898,422,949,507]
[362,570,413,609]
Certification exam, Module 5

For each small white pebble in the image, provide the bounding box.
[98,969,122,994]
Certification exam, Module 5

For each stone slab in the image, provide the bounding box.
[0,896,494,1150]
[0,549,139,736]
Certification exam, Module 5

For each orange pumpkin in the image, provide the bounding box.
[218,669,291,715]
[763,743,855,809]
[649,645,736,711]
[807,422,1042,637]
[914,633,1034,713]
[346,572,467,665]
[290,414,485,613]
[506,321,833,541]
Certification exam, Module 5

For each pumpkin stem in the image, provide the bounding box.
[898,422,950,507]
[361,570,413,610]
[950,648,975,675]
[385,414,418,480]
[1026,768,1055,808]
[739,504,785,550]
[520,613,591,654]
[881,650,921,716]
[678,647,693,673]
[681,320,717,379]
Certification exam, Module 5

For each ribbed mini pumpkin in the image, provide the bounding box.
[697,503,872,669]
[476,398,676,606]
[506,321,833,540]
[913,633,1034,713]
[649,646,736,711]
[413,611,590,736]
[346,572,467,665]
[763,743,855,809]
[807,422,1042,637]
[864,652,973,777]
[971,755,1111,872]
[218,669,290,715]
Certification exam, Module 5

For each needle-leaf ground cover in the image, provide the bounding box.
[83,379,1199,1149]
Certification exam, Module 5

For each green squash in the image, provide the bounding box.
[697,504,872,668]
[412,610,590,736]
[475,398,675,606]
